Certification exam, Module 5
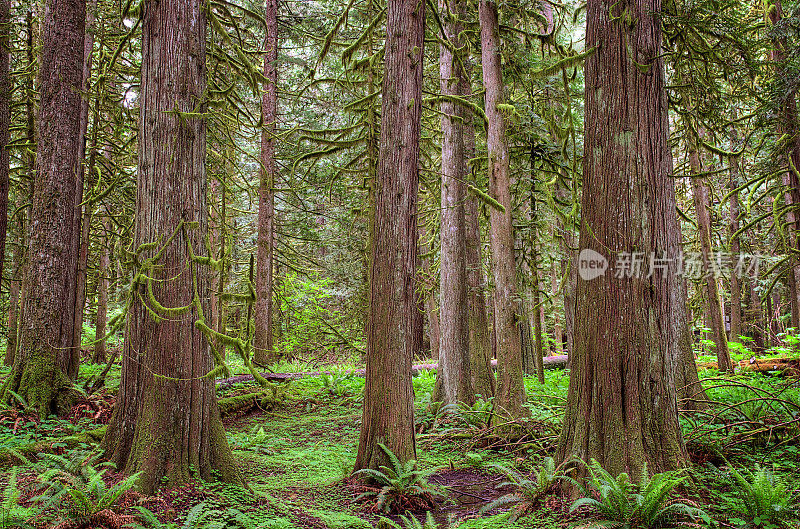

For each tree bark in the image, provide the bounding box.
[0,0,10,312]
[557,0,688,477]
[437,0,473,406]
[101,0,239,493]
[70,0,98,375]
[729,128,742,342]
[689,136,733,373]
[479,0,527,422]
[354,0,423,471]
[462,65,494,400]
[253,0,278,366]
[767,0,800,331]
[2,0,86,416]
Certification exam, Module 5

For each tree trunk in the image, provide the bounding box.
[437,0,473,406]
[551,253,564,356]
[5,270,18,366]
[767,0,800,330]
[354,0,423,471]
[729,141,742,342]
[0,0,10,311]
[71,0,98,375]
[2,0,86,416]
[557,0,688,477]
[689,136,734,373]
[420,225,440,363]
[253,0,278,366]
[479,0,527,423]
[93,214,110,364]
[101,0,239,493]
[463,67,494,400]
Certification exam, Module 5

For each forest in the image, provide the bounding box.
[0,0,799,527]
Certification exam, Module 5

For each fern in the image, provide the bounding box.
[569,459,709,528]
[0,467,36,529]
[480,457,570,521]
[378,511,440,529]
[728,465,798,527]
[353,443,444,513]
[34,450,141,522]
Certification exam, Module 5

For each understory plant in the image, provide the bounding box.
[35,451,141,524]
[480,457,571,522]
[353,443,443,513]
[378,511,440,529]
[0,467,36,529]
[570,459,709,528]
[728,465,798,528]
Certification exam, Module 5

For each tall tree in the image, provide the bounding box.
[101,0,239,493]
[557,0,688,476]
[354,0,424,470]
[0,0,10,311]
[71,0,99,375]
[253,0,278,366]
[479,0,527,422]
[1,0,86,415]
[689,133,733,373]
[438,0,473,406]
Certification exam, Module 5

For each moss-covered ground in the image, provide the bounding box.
[0,350,799,528]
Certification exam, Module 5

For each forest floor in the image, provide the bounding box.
[1,350,799,528]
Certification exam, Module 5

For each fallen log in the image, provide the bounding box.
[215,355,569,388]
[696,356,799,375]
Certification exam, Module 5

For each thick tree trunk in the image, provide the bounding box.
[93,215,110,364]
[479,0,527,423]
[101,0,239,493]
[0,0,10,309]
[2,0,86,416]
[70,0,98,374]
[253,0,278,366]
[463,70,494,400]
[354,0,423,471]
[689,138,733,373]
[557,0,688,477]
[437,0,473,406]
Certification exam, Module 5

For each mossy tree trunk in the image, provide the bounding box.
[556,0,688,477]
[101,0,239,494]
[479,0,527,423]
[438,0,473,407]
[70,0,99,375]
[689,134,733,374]
[2,0,85,417]
[0,0,10,325]
[354,0,424,471]
[253,0,279,366]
